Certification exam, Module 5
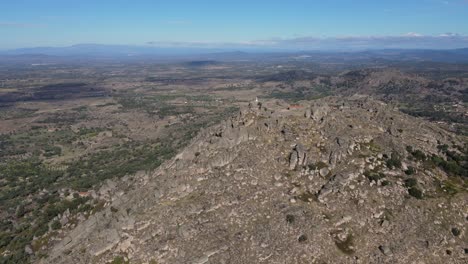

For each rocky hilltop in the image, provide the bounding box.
[40,96,467,264]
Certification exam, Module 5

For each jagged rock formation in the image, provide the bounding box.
[289,144,307,170]
[40,97,467,264]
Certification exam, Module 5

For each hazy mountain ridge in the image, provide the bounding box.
[1,45,468,64]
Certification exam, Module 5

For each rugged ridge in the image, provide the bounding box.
[40,96,467,264]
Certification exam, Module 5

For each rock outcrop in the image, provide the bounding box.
[39,97,468,264]
[289,144,307,170]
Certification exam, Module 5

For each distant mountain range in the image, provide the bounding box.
[1,44,468,64]
[1,44,228,56]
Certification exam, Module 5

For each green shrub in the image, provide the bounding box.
[286,214,295,224]
[429,153,467,178]
[386,152,402,169]
[408,187,423,199]
[430,155,445,166]
[451,227,461,237]
[441,160,462,175]
[43,145,62,157]
[437,144,449,152]
[51,220,61,230]
[405,166,416,175]
[365,171,385,182]
[298,234,308,243]
[411,150,426,161]
[406,146,428,161]
[405,178,418,188]
[109,256,129,264]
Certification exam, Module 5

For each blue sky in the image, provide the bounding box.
[1,0,468,49]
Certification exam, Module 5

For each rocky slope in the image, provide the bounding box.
[39,96,467,264]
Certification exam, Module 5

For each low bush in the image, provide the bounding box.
[386,152,402,169]
[405,178,418,188]
[405,166,416,175]
[408,187,423,199]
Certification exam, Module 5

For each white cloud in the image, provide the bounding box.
[0,22,46,28]
[404,32,424,37]
[439,32,459,37]
[146,34,468,50]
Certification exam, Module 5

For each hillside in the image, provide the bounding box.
[39,96,467,264]
[261,68,468,134]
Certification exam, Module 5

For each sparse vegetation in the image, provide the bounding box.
[424,144,468,179]
[0,65,241,262]
[404,178,423,199]
[298,234,308,243]
[406,146,427,161]
[404,178,418,188]
[451,227,461,237]
[264,83,332,102]
[286,214,295,224]
[405,166,416,175]
[108,256,129,264]
[408,187,423,199]
[364,170,385,183]
[386,152,402,169]
[51,220,62,230]
[0,52,467,264]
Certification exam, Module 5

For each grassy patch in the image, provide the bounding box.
[361,140,381,153]
[108,256,129,264]
[435,178,466,196]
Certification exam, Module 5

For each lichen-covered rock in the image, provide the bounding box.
[289,144,307,170]
[311,102,330,122]
[289,150,299,170]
